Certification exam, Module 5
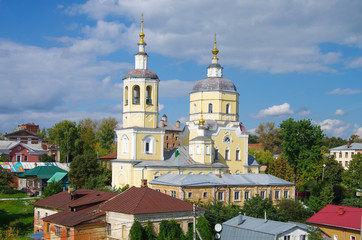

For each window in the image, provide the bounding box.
[47,224,50,232]
[121,135,129,154]
[196,146,201,155]
[188,192,193,199]
[236,149,240,160]
[10,156,13,162]
[143,135,156,154]
[339,152,342,158]
[283,236,290,240]
[214,149,219,160]
[17,155,21,162]
[333,152,337,157]
[156,189,160,192]
[334,235,338,240]
[203,192,208,198]
[55,226,61,237]
[339,161,342,164]
[223,136,231,143]
[133,85,140,104]
[45,213,48,217]
[37,211,40,221]
[345,161,348,167]
[234,191,241,201]
[107,223,111,235]
[24,156,28,161]
[146,86,152,104]
[124,86,128,105]
[217,192,224,201]
[67,229,70,238]
[244,191,250,201]
[164,190,167,194]
[171,191,176,198]
[206,146,210,155]
[122,225,126,238]
[283,190,289,199]
[193,104,196,113]
[226,104,230,114]
[350,236,356,240]
[208,103,213,113]
[260,190,266,199]
[274,190,280,200]
[345,152,348,158]
[351,152,354,157]
[166,143,169,149]
[299,235,306,240]
[225,149,230,160]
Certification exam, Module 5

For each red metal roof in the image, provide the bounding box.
[307,204,362,231]
[101,187,202,214]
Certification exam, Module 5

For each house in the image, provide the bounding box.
[32,189,117,238]
[17,166,67,194]
[101,185,204,239]
[4,128,42,144]
[112,17,259,189]
[330,142,362,169]
[47,172,69,191]
[149,173,295,206]
[99,152,117,169]
[0,140,47,162]
[159,114,182,151]
[221,214,313,240]
[307,204,361,240]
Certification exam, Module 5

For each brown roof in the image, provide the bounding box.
[99,152,117,160]
[101,187,202,214]
[42,205,105,227]
[32,189,117,211]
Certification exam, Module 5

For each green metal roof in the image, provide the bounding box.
[47,172,68,183]
[20,166,67,179]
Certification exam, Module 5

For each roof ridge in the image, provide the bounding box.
[132,187,149,212]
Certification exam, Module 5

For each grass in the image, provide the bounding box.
[0,199,36,239]
[0,192,28,199]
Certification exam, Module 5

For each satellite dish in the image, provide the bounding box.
[215,223,222,232]
[215,233,221,239]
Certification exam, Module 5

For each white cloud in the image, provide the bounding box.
[158,104,165,112]
[177,116,188,124]
[347,57,362,68]
[327,88,362,95]
[297,108,311,117]
[248,128,257,134]
[159,80,194,97]
[319,119,350,137]
[65,0,362,73]
[353,124,362,138]
[251,103,293,119]
[334,109,347,116]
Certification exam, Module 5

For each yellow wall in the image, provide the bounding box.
[310,223,360,240]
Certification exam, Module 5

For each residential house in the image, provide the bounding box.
[101,185,204,239]
[330,142,362,169]
[0,140,47,163]
[18,166,67,194]
[221,214,314,240]
[149,173,295,206]
[32,189,117,238]
[307,204,361,240]
[159,114,182,151]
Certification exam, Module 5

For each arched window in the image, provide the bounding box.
[225,148,230,160]
[193,104,196,113]
[146,86,152,104]
[121,135,129,154]
[133,85,140,104]
[124,86,128,105]
[226,103,230,114]
[208,103,213,113]
[142,135,156,154]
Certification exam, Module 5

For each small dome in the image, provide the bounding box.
[123,69,159,80]
[192,77,237,92]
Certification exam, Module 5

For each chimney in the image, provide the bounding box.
[216,174,222,178]
[141,179,148,188]
[338,207,345,215]
[237,212,243,225]
[159,120,164,127]
[264,211,268,223]
[347,139,351,148]
[162,114,167,122]
[176,120,180,128]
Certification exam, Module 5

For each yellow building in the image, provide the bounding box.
[112,17,259,189]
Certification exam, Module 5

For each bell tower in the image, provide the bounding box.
[122,14,159,129]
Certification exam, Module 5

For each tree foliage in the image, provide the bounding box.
[248,134,259,144]
[280,118,324,187]
[0,168,13,191]
[242,195,280,221]
[342,153,362,189]
[144,221,155,240]
[83,167,112,190]
[341,197,362,208]
[196,215,213,240]
[43,179,63,197]
[78,118,98,154]
[322,155,344,186]
[40,154,55,162]
[0,153,9,162]
[277,199,312,222]
[48,120,79,162]
[129,220,145,240]
[249,147,274,165]
[267,154,293,182]
[201,201,240,229]
[350,134,362,143]
[323,136,347,148]
[69,153,100,187]
[255,122,281,154]
[97,117,117,154]
[306,182,334,212]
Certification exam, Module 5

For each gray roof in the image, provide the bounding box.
[248,155,260,166]
[189,136,212,142]
[192,77,237,93]
[150,173,294,187]
[159,121,182,132]
[221,215,311,240]
[330,142,362,151]
[0,140,47,153]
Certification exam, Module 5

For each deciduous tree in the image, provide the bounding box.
[255,122,281,154]
[129,220,145,240]
[97,117,117,154]
[0,153,9,162]
[267,154,293,182]
[242,195,280,221]
[78,118,98,154]
[43,179,63,197]
[69,153,100,187]
[277,199,312,222]
[0,167,13,191]
[342,153,362,189]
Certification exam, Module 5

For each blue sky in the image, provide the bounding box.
[0,0,361,139]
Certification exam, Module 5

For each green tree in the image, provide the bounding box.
[157,220,169,240]
[242,195,280,221]
[248,134,259,144]
[83,167,111,190]
[323,136,347,148]
[0,167,13,192]
[255,122,281,154]
[43,179,63,197]
[144,221,155,240]
[249,147,274,165]
[0,153,9,162]
[69,153,100,187]
[201,201,240,230]
[306,183,334,212]
[342,153,362,189]
[129,220,145,240]
[276,199,312,223]
[341,198,362,208]
[280,118,324,187]
[322,155,344,186]
[350,134,362,143]
[196,215,213,240]
[267,154,293,182]
[48,120,79,162]
[307,227,323,240]
[97,117,117,154]
[40,154,55,162]
[78,118,98,154]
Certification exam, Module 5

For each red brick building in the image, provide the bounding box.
[159,114,182,151]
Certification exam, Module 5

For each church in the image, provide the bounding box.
[112,17,260,189]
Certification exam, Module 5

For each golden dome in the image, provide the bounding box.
[138,13,147,45]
